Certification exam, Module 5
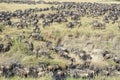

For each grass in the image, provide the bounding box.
[0,3,52,11]
[11,38,28,54]
[37,0,120,3]
[0,2,119,60]
[0,1,120,80]
[0,75,120,80]
[0,24,4,30]
[0,75,52,80]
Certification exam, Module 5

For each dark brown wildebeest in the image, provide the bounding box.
[92,20,106,29]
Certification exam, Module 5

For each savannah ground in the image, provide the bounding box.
[0,0,120,80]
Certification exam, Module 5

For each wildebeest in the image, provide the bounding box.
[92,20,106,29]
[0,29,2,32]
[25,41,34,51]
[113,56,120,64]
[28,32,43,41]
[0,42,12,53]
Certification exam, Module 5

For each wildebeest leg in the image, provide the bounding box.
[28,34,32,39]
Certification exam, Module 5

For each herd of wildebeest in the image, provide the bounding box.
[0,1,120,80]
